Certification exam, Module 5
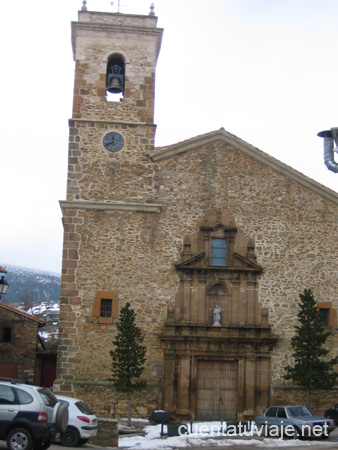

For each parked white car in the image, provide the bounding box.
[57,396,97,446]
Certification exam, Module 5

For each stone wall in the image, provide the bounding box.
[0,307,40,383]
[71,381,162,420]
[56,136,338,416]
[89,418,118,448]
[56,9,338,420]
[272,386,338,411]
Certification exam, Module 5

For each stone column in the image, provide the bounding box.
[244,358,256,417]
[177,356,191,414]
[162,355,176,411]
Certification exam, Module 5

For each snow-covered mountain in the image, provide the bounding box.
[0,263,61,306]
[0,264,61,343]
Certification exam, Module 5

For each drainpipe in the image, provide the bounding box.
[317,127,338,173]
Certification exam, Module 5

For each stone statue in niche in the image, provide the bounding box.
[213,305,221,326]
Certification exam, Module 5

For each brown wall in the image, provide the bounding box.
[55,10,338,420]
[0,308,40,383]
[55,137,338,418]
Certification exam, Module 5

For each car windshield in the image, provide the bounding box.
[76,401,95,415]
[39,388,58,407]
[287,406,314,417]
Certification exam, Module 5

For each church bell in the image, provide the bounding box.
[106,77,123,94]
[106,61,124,94]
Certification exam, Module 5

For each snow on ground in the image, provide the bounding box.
[119,422,334,449]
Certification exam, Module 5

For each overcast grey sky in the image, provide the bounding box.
[1,0,338,274]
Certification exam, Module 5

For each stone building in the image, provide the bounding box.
[0,302,46,383]
[55,5,338,420]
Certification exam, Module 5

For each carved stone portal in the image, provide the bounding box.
[160,209,277,421]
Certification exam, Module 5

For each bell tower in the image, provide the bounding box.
[55,3,163,399]
[65,2,163,204]
[71,3,162,121]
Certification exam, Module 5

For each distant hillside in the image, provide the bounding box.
[28,302,60,343]
[0,263,61,306]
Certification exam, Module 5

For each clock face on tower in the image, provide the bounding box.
[103,132,124,152]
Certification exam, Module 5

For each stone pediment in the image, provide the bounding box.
[233,252,263,272]
[149,129,338,206]
[174,252,205,268]
[175,209,263,274]
[174,251,262,273]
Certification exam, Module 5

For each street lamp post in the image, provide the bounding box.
[0,275,9,299]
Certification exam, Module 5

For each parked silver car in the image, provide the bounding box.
[0,380,68,450]
[255,405,335,439]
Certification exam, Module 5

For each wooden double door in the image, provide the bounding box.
[196,360,238,420]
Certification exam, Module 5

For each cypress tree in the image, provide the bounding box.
[284,288,338,407]
[110,302,146,427]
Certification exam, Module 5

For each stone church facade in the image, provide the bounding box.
[55,6,338,420]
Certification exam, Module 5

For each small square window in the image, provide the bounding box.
[100,299,112,318]
[319,308,330,327]
[92,291,118,324]
[0,327,12,343]
[211,238,226,266]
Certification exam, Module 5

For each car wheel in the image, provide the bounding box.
[7,428,33,450]
[288,426,301,439]
[60,427,80,447]
[55,402,69,433]
[33,442,52,450]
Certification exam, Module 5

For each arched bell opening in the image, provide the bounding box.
[106,54,125,102]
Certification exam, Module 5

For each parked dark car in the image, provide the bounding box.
[0,380,69,450]
[324,404,338,425]
[255,405,335,439]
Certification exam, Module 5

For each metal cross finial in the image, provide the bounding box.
[110,0,121,13]
[81,0,87,11]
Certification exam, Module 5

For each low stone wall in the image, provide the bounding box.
[89,418,118,448]
[272,386,338,410]
[70,380,162,420]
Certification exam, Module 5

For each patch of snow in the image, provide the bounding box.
[118,422,336,449]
